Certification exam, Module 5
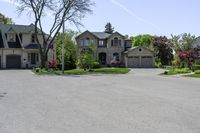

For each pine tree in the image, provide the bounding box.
[105,22,114,34]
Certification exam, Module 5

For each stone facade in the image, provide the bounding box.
[76,30,155,68]
[76,31,130,66]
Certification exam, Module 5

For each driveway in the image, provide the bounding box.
[0,69,200,133]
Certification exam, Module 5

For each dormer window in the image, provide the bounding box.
[8,33,16,42]
[31,34,36,43]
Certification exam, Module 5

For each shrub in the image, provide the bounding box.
[164,71,168,75]
[92,61,101,69]
[192,65,200,71]
[48,60,57,69]
[110,59,121,67]
[57,64,76,70]
[35,68,41,73]
[155,62,163,68]
[195,70,200,74]
[174,68,190,74]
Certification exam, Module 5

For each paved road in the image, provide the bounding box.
[0,69,200,133]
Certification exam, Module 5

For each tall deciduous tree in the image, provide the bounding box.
[78,43,96,70]
[171,33,196,52]
[105,22,114,34]
[131,34,152,48]
[56,30,78,70]
[15,0,94,68]
[0,13,14,24]
[152,36,174,65]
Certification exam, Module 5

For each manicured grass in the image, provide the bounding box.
[184,70,200,78]
[185,74,200,78]
[161,68,191,75]
[33,68,130,75]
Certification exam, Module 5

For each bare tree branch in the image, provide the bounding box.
[15,0,94,68]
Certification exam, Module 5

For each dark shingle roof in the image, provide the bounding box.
[0,24,41,33]
[91,32,111,39]
[24,43,40,49]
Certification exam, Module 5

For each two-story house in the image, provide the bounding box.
[0,23,56,69]
[76,30,155,68]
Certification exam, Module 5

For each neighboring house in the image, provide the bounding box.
[192,36,200,50]
[0,23,56,69]
[76,30,155,68]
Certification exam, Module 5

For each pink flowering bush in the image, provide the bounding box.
[177,50,200,69]
[110,59,121,67]
[48,59,57,69]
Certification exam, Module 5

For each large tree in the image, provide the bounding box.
[0,13,14,24]
[152,36,174,65]
[105,22,114,34]
[171,33,196,52]
[16,0,94,68]
[56,30,78,70]
[131,34,152,48]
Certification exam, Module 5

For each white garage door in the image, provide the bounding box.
[141,56,153,68]
[127,56,140,68]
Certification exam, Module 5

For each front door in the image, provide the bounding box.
[99,53,107,65]
[31,53,36,65]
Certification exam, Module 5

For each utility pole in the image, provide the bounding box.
[62,22,65,74]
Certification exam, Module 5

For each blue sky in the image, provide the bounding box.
[0,0,200,37]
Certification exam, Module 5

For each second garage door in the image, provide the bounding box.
[141,56,153,68]
[6,55,21,69]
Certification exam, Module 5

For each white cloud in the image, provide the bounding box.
[110,0,159,30]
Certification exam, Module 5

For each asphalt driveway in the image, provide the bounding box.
[0,69,200,133]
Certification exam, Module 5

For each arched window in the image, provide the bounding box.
[114,37,118,46]
[113,53,119,61]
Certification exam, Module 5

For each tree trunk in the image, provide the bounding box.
[40,50,48,68]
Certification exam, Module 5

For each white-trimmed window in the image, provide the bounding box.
[98,40,105,47]
[8,33,16,42]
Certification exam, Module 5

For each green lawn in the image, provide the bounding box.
[185,74,200,78]
[33,68,130,75]
[161,68,191,75]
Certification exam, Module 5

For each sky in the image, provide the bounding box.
[0,0,200,37]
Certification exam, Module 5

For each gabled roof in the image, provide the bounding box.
[124,45,154,54]
[76,30,125,40]
[91,32,111,39]
[0,23,41,34]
